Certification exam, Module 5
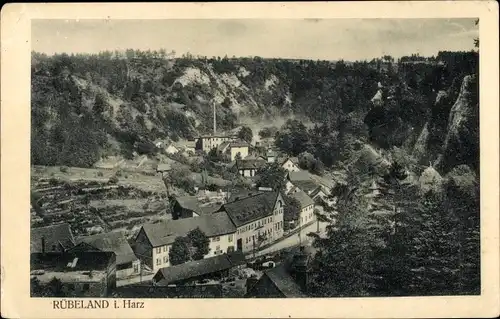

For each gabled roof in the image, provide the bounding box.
[31,223,75,253]
[140,211,236,247]
[157,163,172,171]
[230,140,250,148]
[222,192,280,227]
[263,264,307,298]
[289,190,314,209]
[279,157,299,166]
[74,231,137,265]
[217,141,231,153]
[290,180,320,194]
[287,170,311,181]
[175,196,222,216]
[236,159,267,170]
[155,251,246,285]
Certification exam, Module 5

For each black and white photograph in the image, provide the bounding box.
[27,16,483,299]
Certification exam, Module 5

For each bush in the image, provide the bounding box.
[108,176,119,184]
[60,166,69,173]
[96,171,104,177]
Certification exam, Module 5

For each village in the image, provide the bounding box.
[30,112,339,298]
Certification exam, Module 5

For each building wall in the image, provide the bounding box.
[201,137,232,153]
[151,233,237,272]
[239,168,256,177]
[208,233,236,256]
[299,204,315,226]
[116,260,141,279]
[230,146,249,161]
[234,193,285,253]
[165,145,179,154]
[282,160,300,172]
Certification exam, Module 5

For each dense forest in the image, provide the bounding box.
[31,49,478,173]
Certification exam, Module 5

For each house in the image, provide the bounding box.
[172,196,223,219]
[30,251,116,297]
[279,157,300,172]
[286,171,323,196]
[228,140,250,161]
[246,246,314,298]
[71,231,140,279]
[133,211,237,273]
[289,191,315,227]
[266,150,277,163]
[165,144,180,155]
[217,140,250,162]
[235,158,267,177]
[31,223,75,254]
[196,135,236,153]
[220,191,285,253]
[152,251,246,286]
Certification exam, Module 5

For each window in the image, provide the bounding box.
[213,236,220,242]
[228,234,233,242]
[216,245,220,251]
[156,258,161,266]
[133,263,139,273]
[163,256,169,264]
[156,247,161,254]
[163,246,167,252]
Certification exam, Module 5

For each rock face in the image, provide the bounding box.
[436,74,479,173]
[413,74,479,174]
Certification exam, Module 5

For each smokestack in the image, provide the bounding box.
[213,101,216,135]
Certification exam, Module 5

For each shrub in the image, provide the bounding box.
[97,171,104,177]
[108,176,119,184]
[59,166,69,173]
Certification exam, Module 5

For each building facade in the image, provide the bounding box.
[196,135,235,153]
[289,191,316,227]
[221,192,285,254]
[133,212,236,273]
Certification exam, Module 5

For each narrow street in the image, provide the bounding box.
[252,220,329,258]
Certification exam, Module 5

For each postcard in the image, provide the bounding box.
[1,2,499,318]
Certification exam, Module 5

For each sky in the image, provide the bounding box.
[31,19,478,61]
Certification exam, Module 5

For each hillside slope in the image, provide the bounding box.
[31,51,479,173]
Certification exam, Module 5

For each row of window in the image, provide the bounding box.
[156,255,169,266]
[274,221,283,230]
[244,228,272,245]
[237,217,275,234]
[301,211,314,224]
[155,245,170,254]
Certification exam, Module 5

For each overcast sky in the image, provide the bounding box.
[32,19,478,61]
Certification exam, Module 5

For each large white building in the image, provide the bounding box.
[133,212,237,273]
[220,191,285,253]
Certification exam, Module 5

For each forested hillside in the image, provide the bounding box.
[31,50,478,173]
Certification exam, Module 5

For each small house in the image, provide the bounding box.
[289,191,315,227]
[71,231,141,279]
[30,223,76,254]
[279,157,300,172]
[235,159,267,177]
[165,144,180,155]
